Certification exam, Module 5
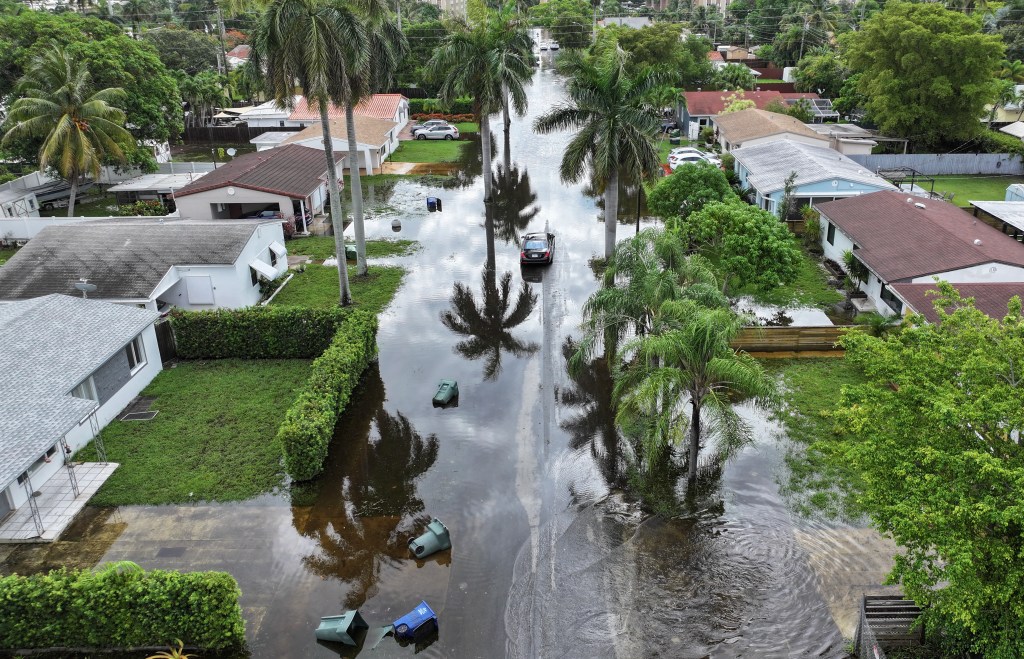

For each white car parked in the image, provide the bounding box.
[667,147,722,171]
[415,124,460,140]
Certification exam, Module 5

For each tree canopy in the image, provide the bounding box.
[841,1,1004,147]
[526,0,590,50]
[143,26,222,76]
[646,161,736,220]
[594,24,713,89]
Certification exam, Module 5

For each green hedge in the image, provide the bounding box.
[170,306,349,359]
[409,97,474,115]
[279,310,378,481]
[0,563,244,651]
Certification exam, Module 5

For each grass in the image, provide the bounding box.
[392,138,469,163]
[287,237,418,260]
[39,193,120,218]
[930,174,1024,206]
[270,264,405,314]
[0,247,17,266]
[77,359,311,505]
[732,243,844,307]
[452,122,479,133]
[170,144,258,163]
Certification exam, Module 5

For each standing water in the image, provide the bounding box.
[0,71,895,657]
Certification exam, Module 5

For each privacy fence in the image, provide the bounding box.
[849,153,1024,175]
[730,325,856,353]
[180,125,300,144]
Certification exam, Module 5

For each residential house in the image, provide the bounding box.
[424,0,466,18]
[0,295,161,533]
[888,282,1024,323]
[241,94,410,128]
[804,123,880,157]
[173,144,343,222]
[708,50,727,71]
[597,16,653,28]
[732,139,896,217]
[0,219,288,311]
[679,90,817,130]
[107,172,209,210]
[252,115,400,174]
[817,191,1024,316]
[0,187,40,219]
[225,44,251,70]
[712,108,829,153]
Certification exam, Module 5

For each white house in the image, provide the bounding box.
[240,94,410,129]
[712,108,829,153]
[0,187,40,220]
[733,139,896,217]
[817,191,1024,316]
[0,295,161,531]
[0,219,288,311]
[173,144,344,222]
[253,115,400,174]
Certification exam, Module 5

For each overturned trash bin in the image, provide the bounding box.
[315,610,369,645]
[432,379,458,407]
[344,243,357,261]
[426,197,442,212]
[409,518,451,558]
[391,218,402,232]
[392,600,438,640]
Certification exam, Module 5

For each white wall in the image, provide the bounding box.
[5,325,162,509]
[912,261,1024,284]
[293,138,382,173]
[174,187,296,221]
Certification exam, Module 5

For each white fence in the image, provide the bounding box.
[849,153,1024,175]
[0,215,158,241]
[0,161,220,196]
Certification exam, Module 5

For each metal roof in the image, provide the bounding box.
[107,172,208,193]
[0,220,265,301]
[970,200,1024,233]
[0,295,159,492]
[732,139,896,194]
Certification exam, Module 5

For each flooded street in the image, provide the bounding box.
[0,70,897,657]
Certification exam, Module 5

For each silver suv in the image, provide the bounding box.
[415,124,460,140]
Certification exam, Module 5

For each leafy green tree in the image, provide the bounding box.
[794,50,847,98]
[833,71,867,119]
[998,23,1024,62]
[399,0,440,22]
[143,26,222,76]
[714,62,755,90]
[594,24,713,89]
[827,282,1024,657]
[2,44,132,216]
[841,1,1004,147]
[526,0,590,49]
[251,0,366,306]
[177,70,228,127]
[119,0,151,36]
[535,49,664,259]
[675,199,802,294]
[646,161,736,220]
[396,20,449,94]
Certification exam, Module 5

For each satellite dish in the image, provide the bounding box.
[74,279,97,299]
[226,148,237,157]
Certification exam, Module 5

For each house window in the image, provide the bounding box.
[279,121,285,127]
[880,284,903,314]
[269,247,278,267]
[125,336,146,373]
[826,222,836,245]
[250,266,259,287]
[72,376,98,402]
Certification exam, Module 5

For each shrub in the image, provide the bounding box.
[0,564,244,651]
[170,306,350,359]
[118,200,167,216]
[409,97,474,115]
[411,112,476,123]
[979,128,1024,158]
[279,310,378,481]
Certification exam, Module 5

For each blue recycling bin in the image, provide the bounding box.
[427,197,442,212]
[392,600,437,640]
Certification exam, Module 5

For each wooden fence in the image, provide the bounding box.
[154,319,176,362]
[730,325,858,353]
[180,125,300,145]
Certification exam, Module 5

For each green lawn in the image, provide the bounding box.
[930,174,1024,206]
[453,122,479,133]
[270,264,405,313]
[0,247,17,266]
[39,193,119,218]
[77,359,311,505]
[170,144,258,163]
[732,244,844,307]
[287,237,417,260]
[392,138,468,163]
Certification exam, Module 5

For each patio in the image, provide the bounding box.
[0,463,118,544]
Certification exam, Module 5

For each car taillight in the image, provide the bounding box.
[520,251,526,258]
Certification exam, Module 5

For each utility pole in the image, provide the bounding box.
[397,0,402,31]
[798,18,808,61]
[216,8,231,96]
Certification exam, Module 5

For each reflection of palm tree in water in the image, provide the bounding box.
[293,366,439,609]
[441,203,539,380]
[491,161,540,245]
[559,337,623,488]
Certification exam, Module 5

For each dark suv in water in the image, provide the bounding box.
[520,232,555,265]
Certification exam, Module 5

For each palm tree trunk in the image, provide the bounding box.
[502,83,511,135]
[503,126,511,175]
[319,97,352,306]
[603,168,619,259]
[345,104,368,277]
[67,177,78,218]
[481,109,494,202]
[687,398,701,485]
[485,200,496,274]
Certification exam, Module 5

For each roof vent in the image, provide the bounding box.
[906,197,913,203]
[974,238,983,246]
[914,202,926,209]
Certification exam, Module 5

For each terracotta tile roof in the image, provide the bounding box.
[712,108,827,145]
[282,115,398,149]
[287,94,407,122]
[890,282,1024,323]
[175,144,344,199]
[817,191,1024,282]
[226,44,251,59]
[708,50,724,61]
[682,90,786,117]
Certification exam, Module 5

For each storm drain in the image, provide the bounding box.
[156,546,187,558]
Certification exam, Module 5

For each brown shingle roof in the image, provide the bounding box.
[282,115,398,149]
[891,282,1024,323]
[712,108,828,145]
[175,144,344,199]
[682,90,786,117]
[817,191,1024,282]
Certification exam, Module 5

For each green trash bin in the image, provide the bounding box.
[315,610,369,645]
[432,380,459,407]
[345,244,357,261]
[409,518,451,558]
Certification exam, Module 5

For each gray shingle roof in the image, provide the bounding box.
[0,220,262,301]
[732,139,897,195]
[0,295,159,491]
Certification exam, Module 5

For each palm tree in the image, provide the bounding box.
[178,71,228,127]
[999,58,1024,82]
[343,0,407,277]
[119,0,150,36]
[799,0,840,35]
[491,2,533,137]
[614,302,776,486]
[534,49,664,260]
[251,0,366,306]
[428,8,532,202]
[987,78,1018,128]
[2,45,132,217]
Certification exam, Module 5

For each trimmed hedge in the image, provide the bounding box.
[279,310,378,481]
[170,306,349,359]
[0,563,244,651]
[409,97,474,115]
[412,112,476,123]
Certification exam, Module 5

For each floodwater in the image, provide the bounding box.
[0,71,899,658]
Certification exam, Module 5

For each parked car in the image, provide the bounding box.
[411,119,451,135]
[668,149,722,171]
[242,208,284,219]
[520,232,555,264]
[415,125,460,140]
